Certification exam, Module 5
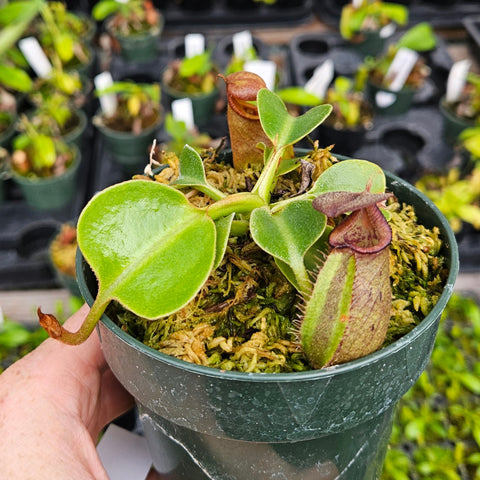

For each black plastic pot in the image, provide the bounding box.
[95,113,162,175]
[77,163,458,480]
[366,80,416,116]
[348,30,387,58]
[106,12,164,63]
[11,145,81,211]
[439,96,476,146]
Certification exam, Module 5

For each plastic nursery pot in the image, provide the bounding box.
[162,80,219,128]
[366,80,416,116]
[95,113,162,175]
[439,96,476,146]
[106,13,164,63]
[77,165,459,480]
[349,30,387,58]
[11,145,81,211]
[63,107,88,148]
[0,113,18,149]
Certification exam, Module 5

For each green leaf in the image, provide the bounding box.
[257,88,332,149]
[275,87,322,106]
[0,320,32,348]
[457,372,480,394]
[78,180,217,320]
[31,134,56,170]
[397,23,437,52]
[171,145,225,201]
[0,0,41,25]
[309,159,386,197]
[54,33,74,63]
[250,199,327,294]
[213,213,234,270]
[180,51,212,78]
[0,64,32,92]
[91,0,121,20]
[381,3,409,26]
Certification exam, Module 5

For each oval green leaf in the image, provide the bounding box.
[78,180,216,319]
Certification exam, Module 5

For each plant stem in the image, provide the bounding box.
[206,191,265,221]
[252,144,285,203]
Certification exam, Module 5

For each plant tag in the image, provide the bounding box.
[375,91,397,108]
[385,47,419,92]
[172,97,195,130]
[233,30,253,58]
[185,33,205,58]
[94,71,117,116]
[446,59,471,103]
[379,23,396,38]
[115,0,129,3]
[304,59,334,100]
[352,0,363,7]
[18,37,52,78]
[244,59,276,90]
[97,424,152,480]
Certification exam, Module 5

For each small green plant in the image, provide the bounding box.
[39,71,447,373]
[446,73,480,123]
[164,50,219,95]
[340,0,408,40]
[356,22,437,91]
[11,115,75,177]
[94,80,161,134]
[92,0,161,36]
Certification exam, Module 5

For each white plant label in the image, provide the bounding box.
[304,59,334,100]
[352,0,363,8]
[385,47,419,92]
[18,37,52,78]
[94,71,117,116]
[446,59,471,103]
[379,23,396,39]
[244,59,276,90]
[172,97,195,130]
[233,30,253,58]
[375,91,397,108]
[115,0,129,3]
[185,33,205,58]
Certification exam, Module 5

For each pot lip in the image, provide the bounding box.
[94,108,163,138]
[77,167,459,383]
[439,96,477,125]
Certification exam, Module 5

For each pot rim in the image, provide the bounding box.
[77,168,459,383]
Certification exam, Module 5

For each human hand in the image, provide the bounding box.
[0,304,134,480]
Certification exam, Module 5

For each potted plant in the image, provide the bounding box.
[34,0,95,76]
[22,90,87,147]
[162,48,220,127]
[39,71,458,479]
[49,222,81,297]
[93,79,163,174]
[340,0,409,57]
[358,22,437,116]
[92,0,163,63]
[278,76,374,156]
[9,116,80,210]
[440,70,480,146]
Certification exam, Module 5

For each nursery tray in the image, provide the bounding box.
[155,0,313,30]
[312,0,480,29]
[464,16,480,60]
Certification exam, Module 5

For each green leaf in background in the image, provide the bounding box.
[397,22,437,52]
[381,3,409,26]
[54,32,74,63]
[31,134,56,171]
[257,88,332,149]
[78,180,217,321]
[0,64,32,92]
[275,87,322,106]
[180,51,212,78]
[309,159,386,197]
[250,199,327,294]
[0,320,31,349]
[91,0,121,21]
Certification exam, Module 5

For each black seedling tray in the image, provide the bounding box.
[312,0,480,29]
[154,0,313,30]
